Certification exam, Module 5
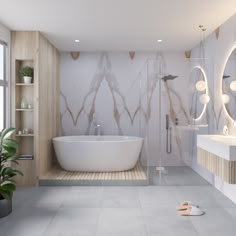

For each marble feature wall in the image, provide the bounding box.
[60,52,190,166]
[188,67,206,120]
[189,13,236,203]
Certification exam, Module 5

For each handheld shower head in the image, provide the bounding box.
[161,74,178,82]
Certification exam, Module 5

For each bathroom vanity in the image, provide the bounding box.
[197,135,236,184]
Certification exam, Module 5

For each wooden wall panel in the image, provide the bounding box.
[38,33,59,177]
[11,31,59,185]
[11,31,37,60]
[12,161,36,186]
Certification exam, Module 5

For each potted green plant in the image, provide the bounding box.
[0,128,22,218]
[19,66,33,84]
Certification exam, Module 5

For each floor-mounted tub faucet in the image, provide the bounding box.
[95,124,102,136]
[92,113,102,135]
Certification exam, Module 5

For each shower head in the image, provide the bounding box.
[161,75,178,82]
[223,75,230,79]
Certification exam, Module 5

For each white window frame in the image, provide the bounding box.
[0,40,8,130]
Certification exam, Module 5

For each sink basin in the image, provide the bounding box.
[197,135,236,161]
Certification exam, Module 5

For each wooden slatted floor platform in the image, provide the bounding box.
[39,162,148,186]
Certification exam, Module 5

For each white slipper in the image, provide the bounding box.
[176,201,199,211]
[179,206,205,216]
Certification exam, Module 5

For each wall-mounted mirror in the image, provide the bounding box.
[222,47,236,121]
[189,66,208,120]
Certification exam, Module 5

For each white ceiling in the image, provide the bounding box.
[0,0,236,52]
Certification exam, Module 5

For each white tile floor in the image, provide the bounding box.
[0,185,236,236]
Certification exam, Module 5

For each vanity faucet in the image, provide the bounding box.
[223,125,229,136]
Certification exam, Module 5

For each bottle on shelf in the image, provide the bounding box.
[27,103,32,109]
[20,97,28,109]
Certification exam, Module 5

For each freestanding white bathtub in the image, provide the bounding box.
[53,136,143,172]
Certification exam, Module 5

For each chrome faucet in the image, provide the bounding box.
[92,113,102,135]
[223,125,229,136]
[95,124,102,136]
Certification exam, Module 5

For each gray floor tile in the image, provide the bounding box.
[174,186,236,208]
[0,206,57,236]
[102,187,140,208]
[224,207,236,219]
[190,207,236,236]
[62,187,103,208]
[12,187,31,209]
[1,166,236,236]
[139,186,179,209]
[96,208,147,236]
[206,188,236,208]
[14,187,70,209]
[33,187,69,208]
[43,207,100,236]
[142,207,199,236]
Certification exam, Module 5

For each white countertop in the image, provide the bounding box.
[197,135,236,161]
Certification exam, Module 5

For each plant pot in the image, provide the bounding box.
[23,76,32,84]
[0,198,12,218]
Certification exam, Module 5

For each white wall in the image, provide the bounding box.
[190,13,236,203]
[0,22,10,44]
[60,52,190,166]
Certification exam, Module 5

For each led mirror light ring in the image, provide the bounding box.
[221,44,236,122]
[191,66,209,121]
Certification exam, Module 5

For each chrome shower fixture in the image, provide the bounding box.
[161,75,178,82]
[165,114,172,154]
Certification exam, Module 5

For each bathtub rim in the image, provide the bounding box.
[53,135,143,143]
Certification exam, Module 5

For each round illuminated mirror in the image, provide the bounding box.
[222,47,236,120]
[189,66,208,120]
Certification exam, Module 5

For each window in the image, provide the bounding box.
[0,41,7,131]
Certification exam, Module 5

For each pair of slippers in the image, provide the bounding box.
[176,201,205,216]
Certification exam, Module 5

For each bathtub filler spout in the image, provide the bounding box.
[95,124,102,136]
[92,113,102,135]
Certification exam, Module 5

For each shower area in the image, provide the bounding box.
[145,54,209,186]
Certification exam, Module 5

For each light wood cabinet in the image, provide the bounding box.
[11,31,59,186]
[197,147,236,184]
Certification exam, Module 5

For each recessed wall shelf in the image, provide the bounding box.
[12,57,35,186]
[16,109,34,111]
[18,155,34,160]
[16,134,34,137]
[16,83,34,86]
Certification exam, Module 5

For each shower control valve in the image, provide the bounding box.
[175,118,179,125]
